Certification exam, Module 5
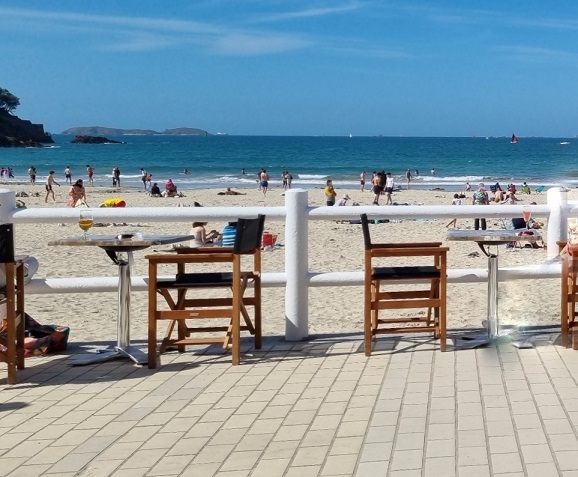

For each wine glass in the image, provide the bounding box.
[522,206,532,230]
[78,209,94,239]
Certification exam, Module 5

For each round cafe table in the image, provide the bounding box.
[49,233,193,365]
[447,229,542,348]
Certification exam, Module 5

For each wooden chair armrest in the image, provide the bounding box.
[146,253,235,263]
[174,247,234,254]
[370,242,443,249]
[369,246,448,256]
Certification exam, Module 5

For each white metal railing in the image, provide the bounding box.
[0,187,572,340]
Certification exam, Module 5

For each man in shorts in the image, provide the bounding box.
[360,171,366,192]
[372,172,384,205]
[64,165,72,184]
[45,171,60,203]
[260,169,269,195]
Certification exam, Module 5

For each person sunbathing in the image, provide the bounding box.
[217,187,246,196]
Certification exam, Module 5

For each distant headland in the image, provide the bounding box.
[61,126,212,136]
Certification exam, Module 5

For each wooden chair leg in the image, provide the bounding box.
[364,276,372,356]
[148,262,158,369]
[254,277,262,349]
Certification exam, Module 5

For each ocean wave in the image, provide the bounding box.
[297,174,329,179]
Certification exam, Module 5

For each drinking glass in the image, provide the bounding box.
[78,209,94,239]
[522,206,532,229]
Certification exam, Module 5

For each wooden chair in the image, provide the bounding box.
[146,215,265,367]
[361,214,448,354]
[0,258,26,384]
[561,242,578,348]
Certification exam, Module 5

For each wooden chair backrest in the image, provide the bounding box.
[360,214,373,250]
[234,215,265,255]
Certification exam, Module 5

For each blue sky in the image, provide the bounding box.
[2,1,578,137]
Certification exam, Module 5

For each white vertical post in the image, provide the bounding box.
[284,189,309,340]
[547,187,568,259]
[0,189,15,225]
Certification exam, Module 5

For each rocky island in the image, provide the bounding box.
[62,126,211,136]
[71,135,125,144]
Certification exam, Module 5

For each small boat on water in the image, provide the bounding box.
[561,141,570,145]
[510,134,519,144]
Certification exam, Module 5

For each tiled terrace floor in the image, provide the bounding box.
[1,331,578,477]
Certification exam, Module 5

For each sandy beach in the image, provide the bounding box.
[3,182,563,353]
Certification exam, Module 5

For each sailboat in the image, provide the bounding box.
[510,133,519,144]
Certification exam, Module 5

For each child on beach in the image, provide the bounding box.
[324,179,336,206]
[446,193,461,228]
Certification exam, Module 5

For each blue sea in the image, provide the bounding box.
[1,135,577,191]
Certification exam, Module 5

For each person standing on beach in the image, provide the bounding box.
[260,169,269,195]
[371,172,383,205]
[113,167,121,187]
[406,169,412,190]
[64,165,72,184]
[28,166,36,185]
[384,172,395,205]
[359,171,366,192]
[86,165,94,185]
[446,193,462,228]
[472,182,489,230]
[44,171,60,203]
[140,168,147,190]
[324,179,336,206]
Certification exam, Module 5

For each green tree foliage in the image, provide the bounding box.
[0,87,20,113]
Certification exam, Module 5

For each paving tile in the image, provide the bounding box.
[285,465,323,477]
[490,452,523,473]
[458,446,488,466]
[390,449,423,471]
[488,436,519,454]
[292,446,330,466]
[555,450,578,471]
[354,461,389,477]
[424,456,455,477]
[525,462,560,477]
[321,453,358,476]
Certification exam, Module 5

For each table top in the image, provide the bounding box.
[447,229,541,243]
[48,233,194,250]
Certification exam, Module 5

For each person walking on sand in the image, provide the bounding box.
[406,169,412,190]
[446,193,462,228]
[472,182,489,230]
[260,169,269,195]
[360,171,366,192]
[64,165,72,184]
[44,171,60,203]
[86,165,94,185]
[384,172,395,205]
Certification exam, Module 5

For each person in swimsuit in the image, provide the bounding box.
[360,171,366,192]
[260,169,270,195]
[64,165,72,184]
[372,172,384,205]
[86,165,94,185]
[28,166,36,185]
[44,171,60,203]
